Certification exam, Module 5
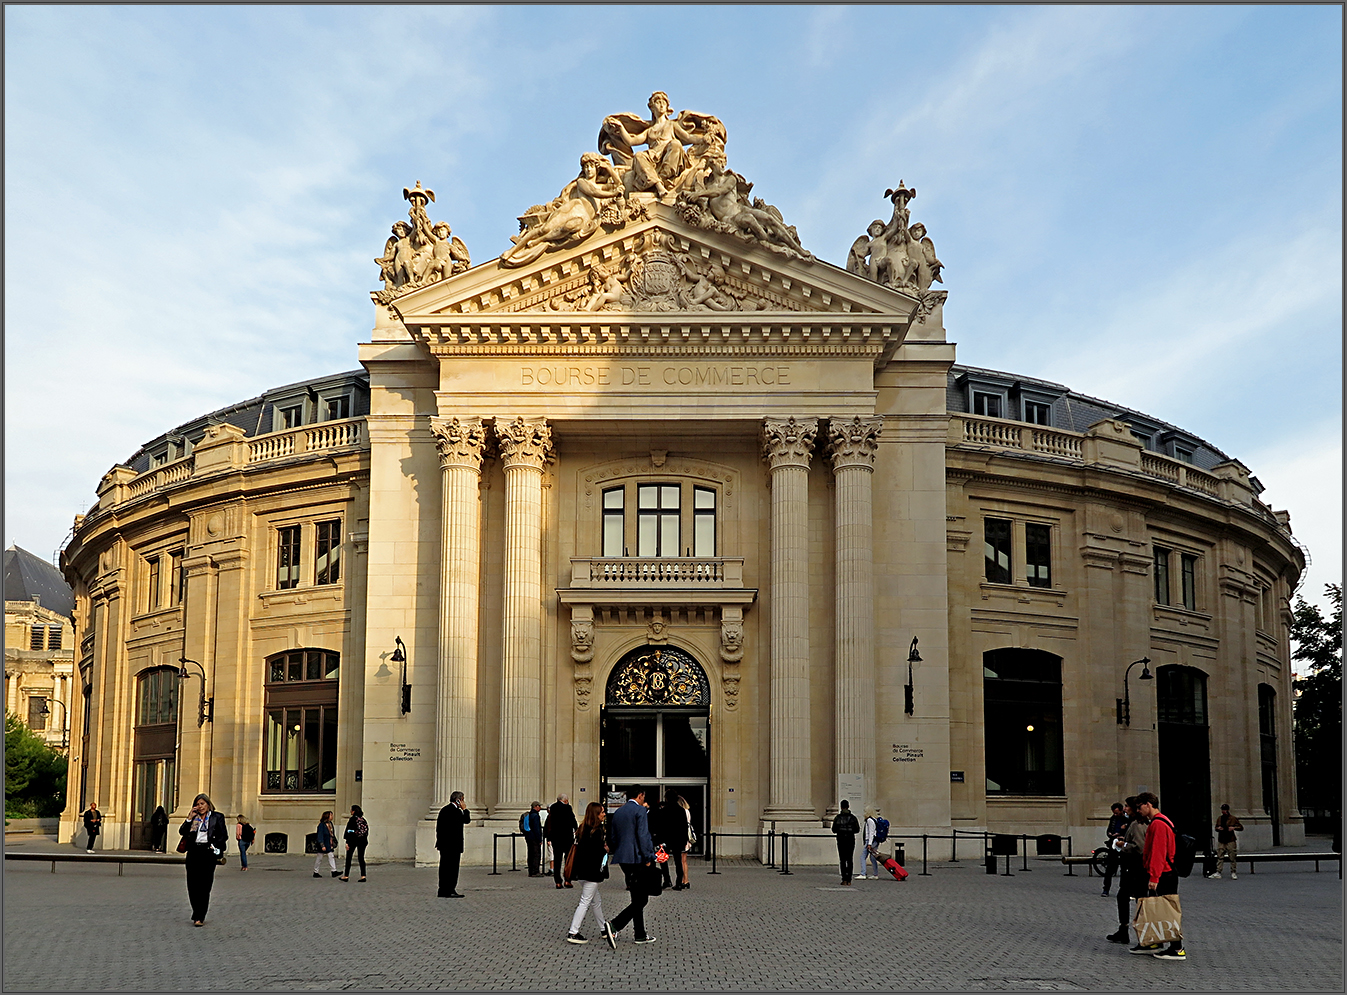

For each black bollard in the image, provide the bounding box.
[1064,835,1074,876]
[490,834,500,875]
[509,833,519,872]
[780,832,791,875]
[708,832,720,874]
[1021,834,1031,871]
[951,831,958,862]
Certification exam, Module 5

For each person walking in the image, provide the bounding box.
[520,801,545,877]
[1106,796,1149,944]
[313,811,338,878]
[1208,804,1243,880]
[82,801,102,853]
[675,795,694,890]
[340,805,369,882]
[1133,791,1186,960]
[436,791,470,898]
[547,794,578,889]
[603,785,657,947]
[652,796,679,890]
[150,805,170,852]
[178,793,228,926]
[1102,801,1127,897]
[831,799,861,885]
[862,807,883,880]
[236,815,255,870]
[565,802,611,944]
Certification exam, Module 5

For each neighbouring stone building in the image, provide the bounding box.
[5,545,76,753]
[59,95,1306,861]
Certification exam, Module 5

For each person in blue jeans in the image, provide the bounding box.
[236,814,255,870]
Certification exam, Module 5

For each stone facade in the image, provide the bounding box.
[59,99,1305,859]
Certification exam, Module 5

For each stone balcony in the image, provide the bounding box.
[559,557,755,613]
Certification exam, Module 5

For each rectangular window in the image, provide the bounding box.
[136,668,178,726]
[1154,547,1170,605]
[147,555,161,611]
[264,705,337,792]
[972,392,1002,418]
[30,625,45,650]
[1023,402,1051,426]
[28,696,47,730]
[47,625,62,651]
[602,488,625,557]
[169,550,185,606]
[693,487,716,557]
[280,404,303,429]
[315,520,342,585]
[1174,447,1194,464]
[1025,523,1052,588]
[1181,553,1197,610]
[325,395,351,421]
[152,451,170,467]
[984,518,1012,584]
[637,484,680,557]
[276,526,301,589]
[1131,431,1152,450]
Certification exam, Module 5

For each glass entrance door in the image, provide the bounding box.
[602,707,709,853]
[129,758,175,851]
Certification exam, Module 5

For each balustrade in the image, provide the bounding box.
[570,557,744,588]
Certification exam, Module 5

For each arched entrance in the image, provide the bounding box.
[600,645,710,852]
[1157,665,1212,845]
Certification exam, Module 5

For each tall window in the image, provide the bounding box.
[1258,684,1280,841]
[1180,553,1197,610]
[47,625,62,651]
[169,550,185,606]
[137,667,179,726]
[984,518,1012,584]
[1025,523,1051,588]
[693,487,716,556]
[263,649,339,793]
[602,488,625,557]
[972,392,1002,417]
[315,520,342,585]
[983,649,1064,795]
[28,696,47,730]
[1153,547,1170,605]
[276,526,301,590]
[146,556,161,611]
[637,484,680,557]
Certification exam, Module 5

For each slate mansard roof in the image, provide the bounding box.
[4,544,75,619]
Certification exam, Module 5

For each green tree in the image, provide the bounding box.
[5,713,67,819]
[1291,584,1342,830]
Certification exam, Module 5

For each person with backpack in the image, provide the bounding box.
[831,799,861,886]
[521,801,544,877]
[340,805,369,881]
[861,807,889,880]
[1208,803,1243,880]
[1133,791,1187,960]
[236,814,255,870]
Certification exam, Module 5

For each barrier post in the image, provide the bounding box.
[920,834,930,875]
[951,831,958,862]
[1021,834,1031,871]
[1064,835,1074,876]
[708,832,720,874]
[780,833,791,875]
[767,827,776,867]
[510,833,520,872]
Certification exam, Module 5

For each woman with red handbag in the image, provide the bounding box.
[565,803,612,944]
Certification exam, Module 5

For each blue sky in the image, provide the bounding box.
[6,5,1341,610]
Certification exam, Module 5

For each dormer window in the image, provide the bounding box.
[280,404,304,430]
[972,392,1003,418]
[323,395,351,421]
[1023,401,1051,426]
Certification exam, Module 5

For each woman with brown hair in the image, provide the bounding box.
[313,810,338,878]
[675,795,694,891]
[178,793,228,926]
[564,802,611,944]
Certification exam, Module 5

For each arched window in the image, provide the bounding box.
[1156,665,1210,837]
[132,667,178,850]
[263,649,339,793]
[1258,683,1280,844]
[983,649,1064,795]
[137,666,179,726]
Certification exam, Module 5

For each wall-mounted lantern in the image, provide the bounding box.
[906,637,921,716]
[178,657,213,726]
[392,637,410,714]
[1116,656,1153,726]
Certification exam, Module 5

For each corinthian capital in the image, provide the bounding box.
[761,417,819,470]
[826,415,883,472]
[495,416,553,470]
[430,417,488,470]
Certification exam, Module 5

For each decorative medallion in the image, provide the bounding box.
[605,645,710,706]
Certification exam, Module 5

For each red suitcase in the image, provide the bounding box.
[883,856,909,881]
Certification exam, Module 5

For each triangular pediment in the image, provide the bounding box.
[388,205,922,327]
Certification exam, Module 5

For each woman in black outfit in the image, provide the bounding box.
[149,805,170,852]
[179,793,229,926]
[662,796,689,890]
[565,802,611,944]
[340,805,369,882]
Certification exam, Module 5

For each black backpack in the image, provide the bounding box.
[1155,814,1198,877]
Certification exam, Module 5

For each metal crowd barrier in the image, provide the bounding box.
[489,832,526,875]
[5,851,184,875]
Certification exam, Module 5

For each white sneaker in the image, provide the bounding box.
[857,874,866,879]
[1206,872,1221,879]
[1230,872,1237,880]
[86,849,94,854]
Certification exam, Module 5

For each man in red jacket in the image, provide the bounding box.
[1134,791,1185,960]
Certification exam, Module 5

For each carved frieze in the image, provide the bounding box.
[429,416,488,471]
[761,417,819,470]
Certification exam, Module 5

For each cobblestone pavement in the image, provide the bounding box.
[3,838,1341,992]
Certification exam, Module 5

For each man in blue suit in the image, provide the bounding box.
[602,784,656,947]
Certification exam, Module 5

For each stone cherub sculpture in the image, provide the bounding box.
[846,180,943,293]
[599,90,726,204]
[374,182,470,301]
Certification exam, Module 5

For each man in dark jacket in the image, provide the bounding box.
[436,791,470,898]
[831,799,861,885]
[82,801,102,853]
[521,801,544,877]
[547,794,578,888]
[604,785,657,946]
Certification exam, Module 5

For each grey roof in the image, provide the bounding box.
[4,544,75,619]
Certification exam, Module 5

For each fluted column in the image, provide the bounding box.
[494,416,553,814]
[428,417,487,818]
[828,416,882,818]
[761,417,819,822]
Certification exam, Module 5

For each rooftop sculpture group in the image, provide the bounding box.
[845,181,944,294]
[373,181,470,304]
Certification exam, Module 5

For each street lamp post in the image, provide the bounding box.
[37,698,68,751]
[1117,657,1153,726]
[178,658,213,726]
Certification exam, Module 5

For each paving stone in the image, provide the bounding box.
[2,846,1341,991]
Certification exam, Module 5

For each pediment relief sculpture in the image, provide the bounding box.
[373,181,471,304]
[499,91,813,271]
[847,181,944,295]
